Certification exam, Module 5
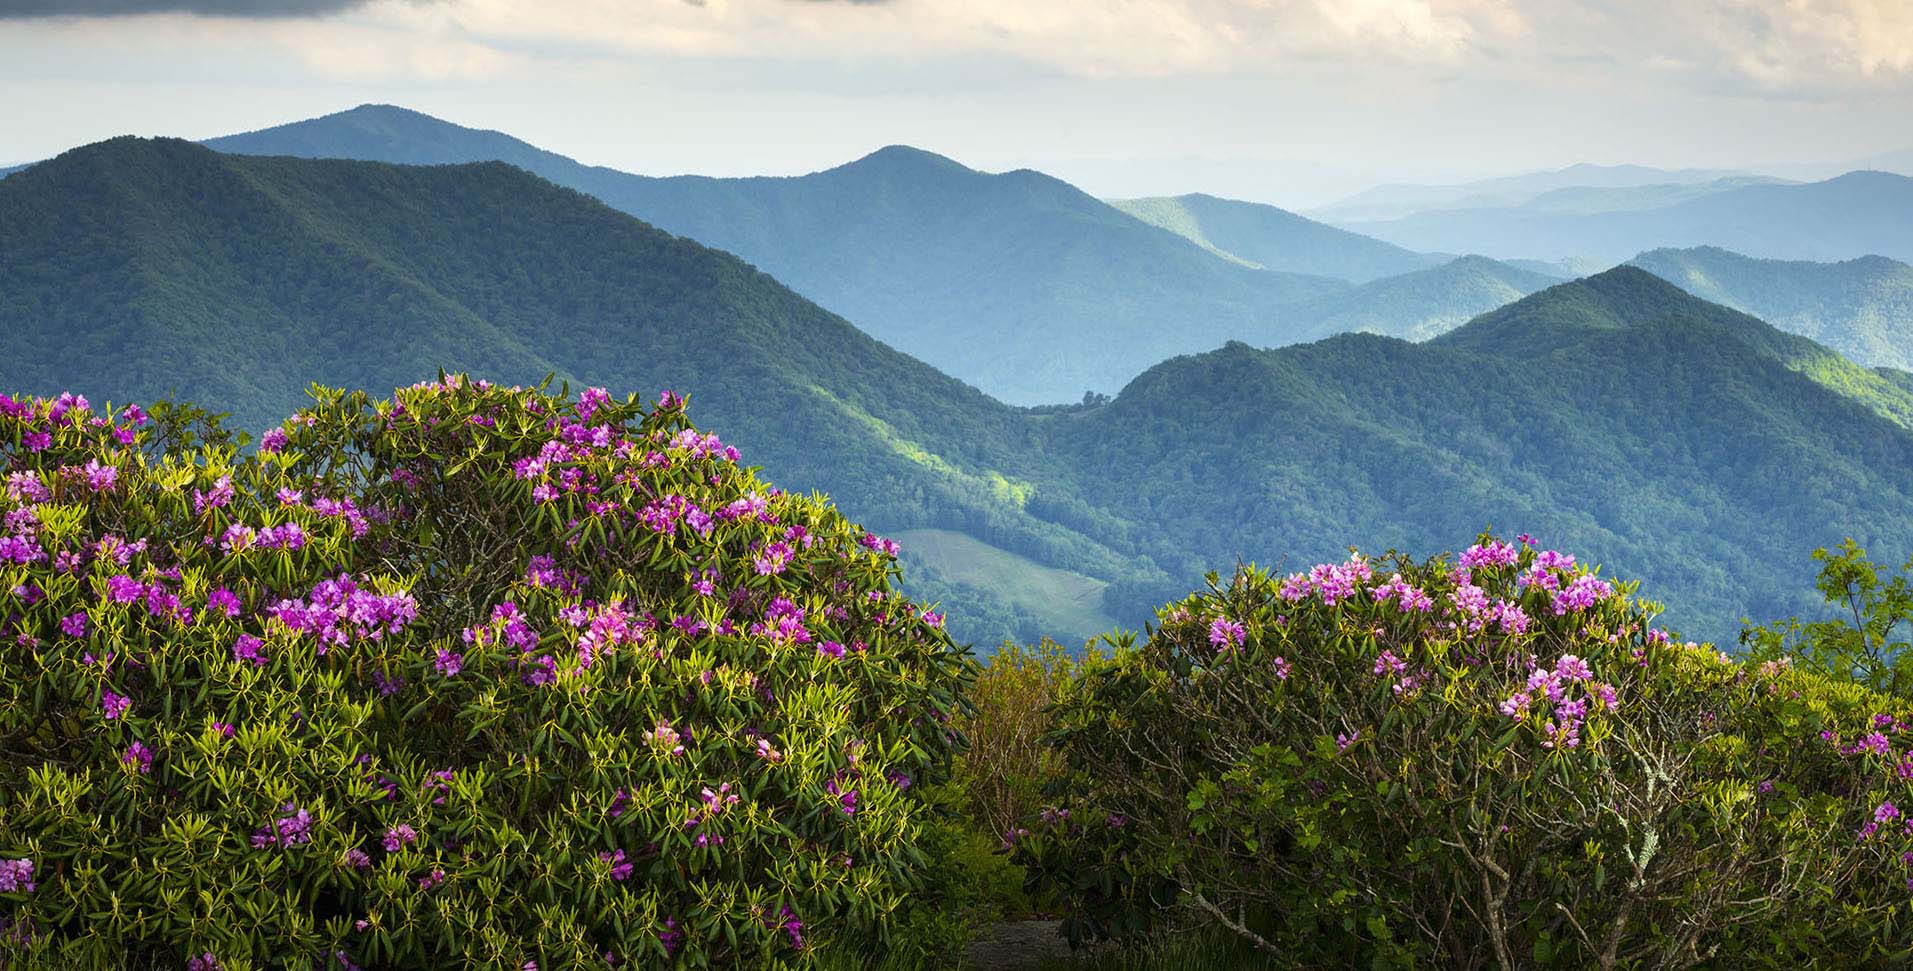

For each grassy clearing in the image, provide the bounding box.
[897,528,1119,647]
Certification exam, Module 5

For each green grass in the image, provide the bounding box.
[897,528,1119,649]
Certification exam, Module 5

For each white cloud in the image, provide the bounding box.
[369,0,1530,79]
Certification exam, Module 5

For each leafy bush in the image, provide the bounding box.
[1743,539,1913,697]
[1018,536,1913,968]
[0,379,970,969]
[954,640,1077,853]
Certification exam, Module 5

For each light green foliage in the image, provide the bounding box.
[1744,540,1913,698]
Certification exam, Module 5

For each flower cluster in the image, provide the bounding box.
[0,858,33,893]
[1498,654,1617,749]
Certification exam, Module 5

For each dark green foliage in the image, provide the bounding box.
[1631,246,1913,372]
[1020,541,1913,968]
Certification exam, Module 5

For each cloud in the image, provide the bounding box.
[1512,0,1913,98]
[419,0,1532,80]
[6,0,1907,98]
[0,0,395,16]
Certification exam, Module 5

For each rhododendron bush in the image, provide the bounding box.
[0,379,968,969]
[1017,538,1913,968]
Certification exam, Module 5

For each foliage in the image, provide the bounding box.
[1743,539,1913,698]
[1018,535,1913,968]
[0,379,971,968]
[953,641,1078,852]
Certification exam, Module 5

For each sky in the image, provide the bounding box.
[2,0,1911,208]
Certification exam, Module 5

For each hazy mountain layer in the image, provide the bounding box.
[1109,193,1441,283]
[1336,172,1913,264]
[1631,246,1913,373]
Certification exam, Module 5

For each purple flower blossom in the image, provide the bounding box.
[577,386,613,421]
[1370,576,1434,612]
[598,848,634,881]
[260,427,290,453]
[105,574,144,604]
[0,533,46,565]
[1499,691,1533,719]
[753,540,794,576]
[251,804,314,849]
[81,459,118,493]
[1554,655,1594,682]
[0,858,35,893]
[60,611,87,638]
[193,476,235,516]
[207,587,242,618]
[1552,574,1615,615]
[257,522,306,551]
[102,690,131,720]
[1208,617,1246,651]
[435,649,463,678]
[122,741,153,774]
[233,634,267,667]
[382,824,418,853]
[858,532,901,557]
[1458,541,1519,570]
[271,574,418,650]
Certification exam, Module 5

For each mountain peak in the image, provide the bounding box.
[1432,263,1743,358]
[829,145,973,180]
[204,105,558,170]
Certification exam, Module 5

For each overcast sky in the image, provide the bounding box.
[2,0,1910,208]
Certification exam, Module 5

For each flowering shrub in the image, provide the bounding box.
[1017,537,1913,968]
[0,380,969,968]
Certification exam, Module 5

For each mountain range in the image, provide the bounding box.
[205,105,1366,405]
[1336,171,1913,264]
[5,135,1913,645]
[186,106,1913,404]
[1308,163,1767,222]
